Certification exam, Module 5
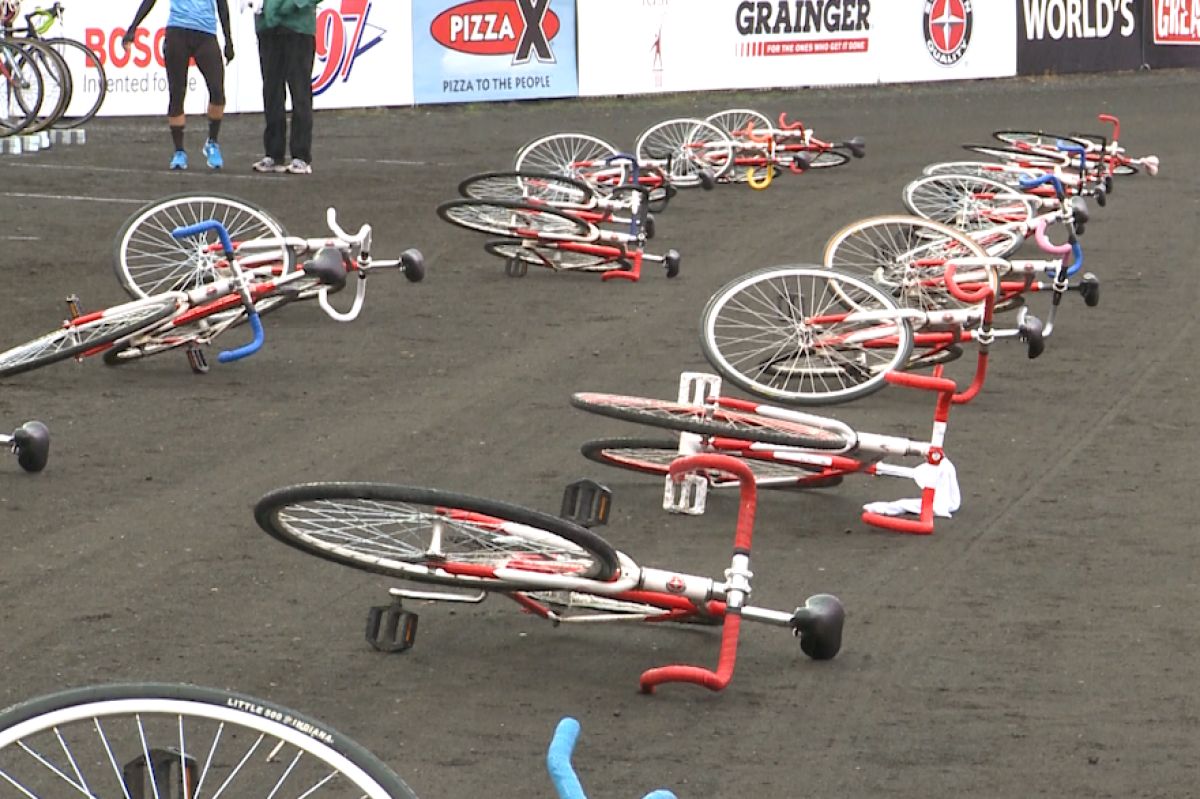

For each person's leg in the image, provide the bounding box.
[192,33,226,169]
[282,29,316,169]
[163,27,191,169]
[256,27,289,169]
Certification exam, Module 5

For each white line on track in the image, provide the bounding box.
[332,157,456,167]
[0,191,148,204]
[2,235,39,240]
[0,162,267,181]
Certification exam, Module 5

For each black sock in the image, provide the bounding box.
[208,118,221,142]
[170,125,184,151]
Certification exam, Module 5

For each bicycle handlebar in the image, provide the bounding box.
[325,208,371,255]
[1018,172,1065,199]
[217,311,264,362]
[606,153,642,183]
[941,261,994,305]
[547,718,677,799]
[172,220,235,259]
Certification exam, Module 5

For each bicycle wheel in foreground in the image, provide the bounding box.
[699,265,914,406]
[570,391,852,448]
[254,482,620,586]
[114,192,297,299]
[0,682,417,799]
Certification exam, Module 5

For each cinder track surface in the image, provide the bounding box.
[1,70,1196,798]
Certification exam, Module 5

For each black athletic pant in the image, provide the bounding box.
[257,26,316,164]
[164,27,224,117]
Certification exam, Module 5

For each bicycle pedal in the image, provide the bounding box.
[185,346,209,374]
[366,601,418,653]
[504,257,528,278]
[560,478,612,527]
[123,747,198,799]
[64,294,82,320]
[664,473,707,515]
[1079,273,1100,307]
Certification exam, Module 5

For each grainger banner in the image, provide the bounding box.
[577,0,1016,97]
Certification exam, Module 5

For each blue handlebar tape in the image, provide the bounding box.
[1067,240,1084,277]
[172,219,235,257]
[1018,173,1065,197]
[217,311,264,363]
[547,718,585,799]
[607,152,642,182]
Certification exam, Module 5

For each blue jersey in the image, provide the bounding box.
[168,0,218,35]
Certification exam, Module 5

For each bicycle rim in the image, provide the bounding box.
[459,170,595,207]
[581,436,835,486]
[902,174,1035,234]
[484,239,623,272]
[437,199,593,240]
[700,265,914,405]
[570,392,851,448]
[0,683,416,799]
[254,482,619,584]
[115,193,295,299]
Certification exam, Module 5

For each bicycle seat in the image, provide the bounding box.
[302,247,348,289]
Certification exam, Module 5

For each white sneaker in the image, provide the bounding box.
[286,158,312,175]
[252,156,286,173]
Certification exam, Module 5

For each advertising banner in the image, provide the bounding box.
[1152,0,1200,44]
[577,0,1016,97]
[63,0,413,117]
[410,0,578,104]
[1016,0,1143,73]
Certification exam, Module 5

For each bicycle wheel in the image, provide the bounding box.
[635,118,734,185]
[922,160,1034,183]
[992,129,1092,154]
[0,39,44,137]
[114,192,297,300]
[902,174,1035,248]
[570,391,852,448]
[254,482,620,586]
[699,265,914,405]
[963,143,1067,169]
[0,295,179,378]
[0,682,417,799]
[19,41,69,133]
[823,215,994,311]
[581,436,842,488]
[458,170,595,207]
[799,148,850,169]
[515,132,626,188]
[484,239,625,273]
[437,199,595,241]
[44,36,105,128]
[706,108,772,139]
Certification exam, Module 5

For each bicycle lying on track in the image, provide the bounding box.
[2,419,48,471]
[704,108,865,187]
[576,370,963,534]
[965,113,1159,180]
[440,157,680,282]
[0,214,424,377]
[0,684,677,798]
[254,454,844,693]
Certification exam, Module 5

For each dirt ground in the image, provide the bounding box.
[1,69,1197,798]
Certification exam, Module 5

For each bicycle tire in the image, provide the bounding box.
[18,40,69,133]
[992,129,1092,154]
[705,108,772,139]
[514,132,626,188]
[0,295,179,378]
[254,482,620,586]
[823,215,994,311]
[0,682,417,799]
[437,199,595,241]
[43,36,105,128]
[901,173,1035,248]
[922,160,1035,183]
[799,148,850,169]
[484,239,626,272]
[0,39,45,137]
[114,192,298,300]
[570,392,851,449]
[581,436,843,488]
[699,265,914,405]
[458,170,596,207]
[963,143,1067,169]
[635,117,734,185]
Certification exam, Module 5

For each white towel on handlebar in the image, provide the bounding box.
[862,457,961,518]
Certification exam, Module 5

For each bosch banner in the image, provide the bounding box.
[410,0,578,104]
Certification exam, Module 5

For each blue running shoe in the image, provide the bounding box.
[169,150,188,170]
[203,139,223,170]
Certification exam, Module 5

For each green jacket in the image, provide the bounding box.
[256,0,322,36]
